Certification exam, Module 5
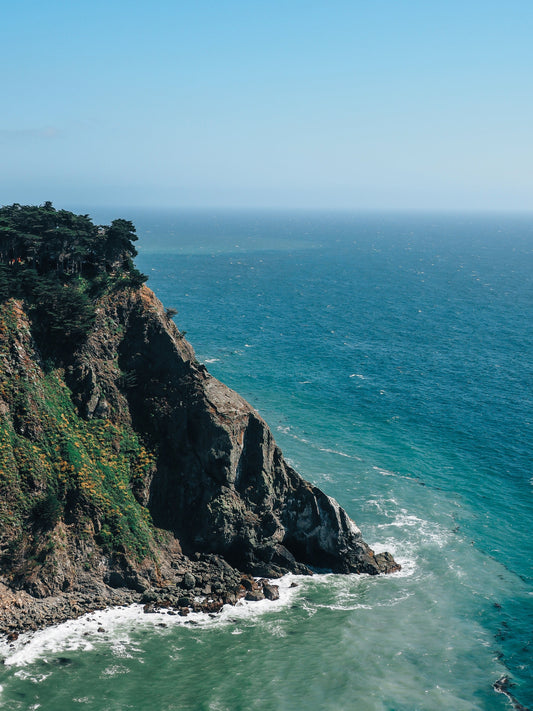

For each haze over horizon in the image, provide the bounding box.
[2,0,532,212]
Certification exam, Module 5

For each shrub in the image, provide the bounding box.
[32,491,63,530]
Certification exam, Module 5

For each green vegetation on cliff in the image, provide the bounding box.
[0,205,156,590]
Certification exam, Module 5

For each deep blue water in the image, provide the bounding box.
[1,211,531,710]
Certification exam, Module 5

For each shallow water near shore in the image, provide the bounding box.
[1,210,531,710]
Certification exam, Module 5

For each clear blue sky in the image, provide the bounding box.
[1,0,532,210]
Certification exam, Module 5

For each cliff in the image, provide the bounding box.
[0,205,398,635]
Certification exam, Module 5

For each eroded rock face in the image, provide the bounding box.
[69,287,399,577]
[0,286,400,634]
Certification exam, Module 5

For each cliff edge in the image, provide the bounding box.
[0,204,399,636]
[71,286,398,578]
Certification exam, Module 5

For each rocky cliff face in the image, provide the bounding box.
[69,287,398,576]
[0,285,398,634]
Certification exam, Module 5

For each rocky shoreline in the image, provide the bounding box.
[0,281,399,641]
[0,552,289,640]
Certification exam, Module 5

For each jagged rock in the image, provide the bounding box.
[0,284,399,635]
[201,600,224,613]
[375,551,402,574]
[262,583,280,601]
[182,572,196,590]
[222,591,238,605]
[68,287,398,578]
[240,577,255,592]
[245,589,265,602]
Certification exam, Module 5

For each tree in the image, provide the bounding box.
[0,202,148,360]
[100,219,138,271]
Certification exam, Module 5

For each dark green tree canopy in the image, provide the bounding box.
[0,202,142,277]
[0,202,147,357]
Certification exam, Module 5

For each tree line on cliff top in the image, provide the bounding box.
[0,202,146,354]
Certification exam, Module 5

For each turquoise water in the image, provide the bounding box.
[1,211,531,710]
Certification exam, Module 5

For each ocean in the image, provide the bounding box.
[1,210,531,710]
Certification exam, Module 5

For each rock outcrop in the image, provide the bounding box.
[69,287,399,578]
[0,285,399,635]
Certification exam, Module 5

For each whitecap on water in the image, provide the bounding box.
[291,570,416,616]
[372,466,396,477]
[261,622,287,638]
[377,510,451,549]
[364,498,453,580]
[372,465,424,485]
[314,591,413,612]
[318,447,357,459]
[362,499,443,577]
[366,497,399,514]
[13,669,51,684]
[100,665,129,677]
[0,571,418,672]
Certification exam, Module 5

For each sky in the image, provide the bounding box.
[1,0,532,211]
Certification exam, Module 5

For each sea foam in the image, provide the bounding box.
[0,576,301,668]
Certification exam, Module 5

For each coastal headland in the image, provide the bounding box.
[0,203,399,637]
